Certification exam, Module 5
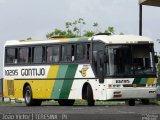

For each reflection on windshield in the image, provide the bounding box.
[133,45,154,75]
[105,44,155,76]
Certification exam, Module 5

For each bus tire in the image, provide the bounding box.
[24,85,42,106]
[34,99,42,106]
[58,99,75,106]
[127,99,135,106]
[87,85,95,106]
[141,99,149,105]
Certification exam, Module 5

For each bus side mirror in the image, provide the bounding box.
[155,55,158,63]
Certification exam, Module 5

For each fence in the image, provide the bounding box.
[0,78,4,101]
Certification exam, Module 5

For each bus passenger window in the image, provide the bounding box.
[32,47,43,63]
[19,48,29,64]
[47,47,52,63]
[76,44,85,61]
[76,44,90,62]
[61,45,74,62]
[6,48,18,64]
[47,46,60,63]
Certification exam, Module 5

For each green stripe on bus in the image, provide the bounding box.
[139,78,147,84]
[59,64,78,99]
[133,78,141,84]
[51,65,68,99]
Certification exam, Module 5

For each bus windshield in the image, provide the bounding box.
[106,44,156,77]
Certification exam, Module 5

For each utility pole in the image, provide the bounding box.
[139,4,143,36]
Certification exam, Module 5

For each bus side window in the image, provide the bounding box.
[61,45,75,62]
[75,43,90,62]
[19,47,29,64]
[47,46,60,63]
[32,46,43,63]
[6,48,18,64]
[76,44,84,61]
[47,47,53,63]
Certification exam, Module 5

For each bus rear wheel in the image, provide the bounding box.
[141,99,150,105]
[126,99,135,106]
[58,99,75,106]
[87,85,95,106]
[24,85,42,106]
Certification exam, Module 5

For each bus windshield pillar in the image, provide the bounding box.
[97,50,105,83]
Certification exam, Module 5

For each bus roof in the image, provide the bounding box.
[4,35,153,46]
[92,35,153,44]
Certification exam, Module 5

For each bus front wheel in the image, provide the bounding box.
[24,85,42,106]
[87,85,95,106]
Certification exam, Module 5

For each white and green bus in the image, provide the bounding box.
[3,34,158,106]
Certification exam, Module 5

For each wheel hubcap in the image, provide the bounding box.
[25,90,31,103]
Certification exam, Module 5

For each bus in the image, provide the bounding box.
[3,34,158,106]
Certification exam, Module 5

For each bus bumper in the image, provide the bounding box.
[106,88,157,100]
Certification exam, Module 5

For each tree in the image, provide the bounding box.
[93,22,99,34]
[46,18,117,38]
[105,26,115,34]
[78,18,86,36]
[83,30,95,37]
[46,28,66,38]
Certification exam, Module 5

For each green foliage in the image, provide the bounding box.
[46,18,118,38]
[93,22,98,27]
[46,28,66,38]
[105,26,115,34]
[83,30,95,37]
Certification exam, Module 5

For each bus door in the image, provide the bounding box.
[97,50,105,83]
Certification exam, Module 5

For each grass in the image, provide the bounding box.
[0,99,125,106]
[41,100,126,106]
[0,100,24,105]
[0,99,159,106]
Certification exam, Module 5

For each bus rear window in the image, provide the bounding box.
[6,48,18,64]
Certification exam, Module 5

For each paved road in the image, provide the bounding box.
[0,104,160,120]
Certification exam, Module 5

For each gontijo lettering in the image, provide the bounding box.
[21,68,45,76]
[5,68,45,77]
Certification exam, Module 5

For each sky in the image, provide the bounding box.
[0,0,160,77]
